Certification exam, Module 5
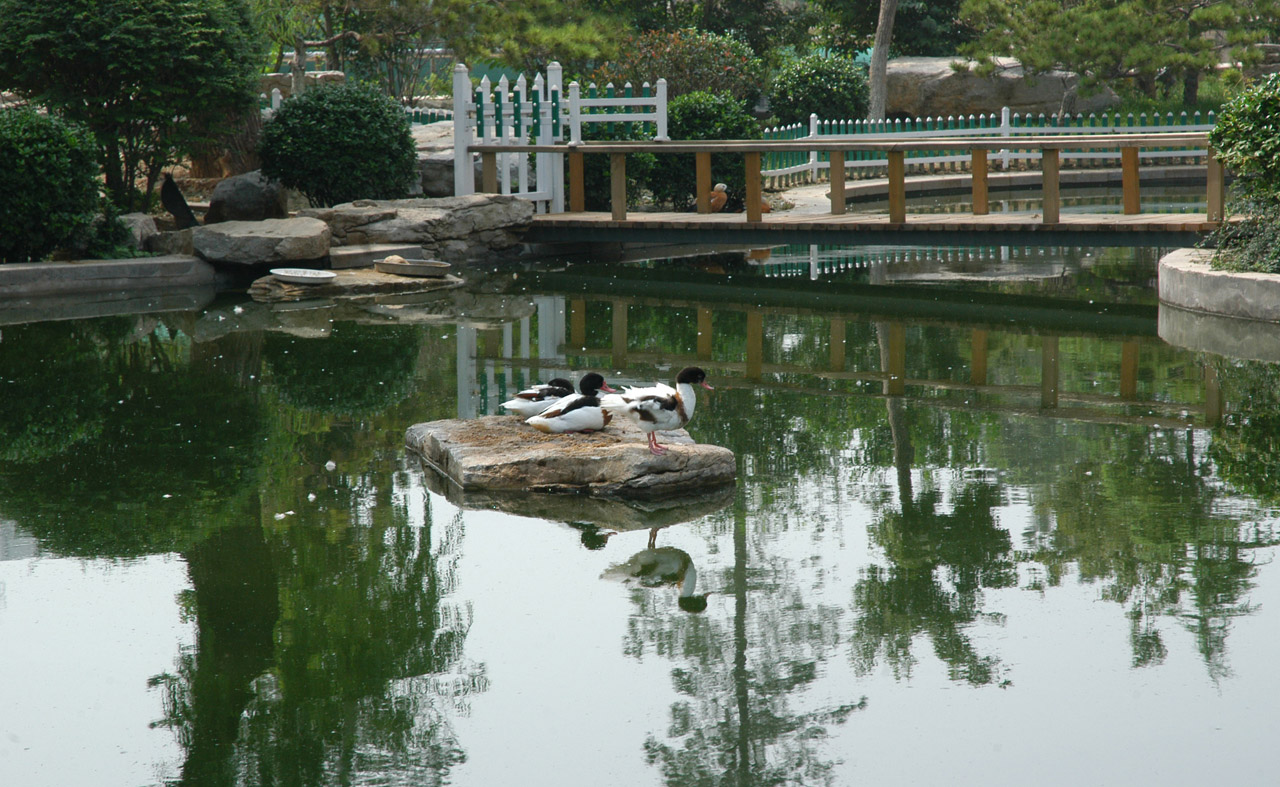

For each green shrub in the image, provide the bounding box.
[259,83,417,207]
[1208,74,1280,273]
[0,0,261,211]
[768,52,869,125]
[1209,73,1280,195]
[649,91,761,209]
[588,29,766,109]
[0,108,102,263]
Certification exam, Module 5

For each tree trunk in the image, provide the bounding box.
[1183,69,1200,106]
[292,35,307,96]
[868,0,899,120]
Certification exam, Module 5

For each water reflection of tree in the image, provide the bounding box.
[630,490,864,787]
[1019,423,1269,679]
[0,319,266,556]
[852,321,1013,686]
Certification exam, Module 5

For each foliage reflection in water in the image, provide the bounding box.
[1,243,1279,786]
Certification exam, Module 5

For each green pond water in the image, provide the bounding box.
[2,244,1279,787]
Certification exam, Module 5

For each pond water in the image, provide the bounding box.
[3,244,1279,787]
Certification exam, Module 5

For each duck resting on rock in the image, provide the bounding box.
[526,372,618,434]
[600,366,712,455]
[500,377,575,418]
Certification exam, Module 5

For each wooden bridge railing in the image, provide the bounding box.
[470,132,1224,226]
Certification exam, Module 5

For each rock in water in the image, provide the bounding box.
[405,416,736,499]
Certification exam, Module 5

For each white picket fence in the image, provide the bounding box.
[452,62,668,212]
[761,106,1217,187]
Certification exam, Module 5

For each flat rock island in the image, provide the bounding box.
[406,416,736,499]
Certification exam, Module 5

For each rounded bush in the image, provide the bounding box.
[0,108,102,263]
[259,83,417,207]
[649,91,761,209]
[768,53,869,126]
[589,29,767,108]
[1209,73,1280,194]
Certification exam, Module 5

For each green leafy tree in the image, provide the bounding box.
[0,0,262,210]
[814,0,974,55]
[589,29,767,107]
[259,82,417,206]
[958,0,1280,105]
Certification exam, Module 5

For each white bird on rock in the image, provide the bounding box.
[600,366,712,455]
[526,372,618,434]
[500,377,575,418]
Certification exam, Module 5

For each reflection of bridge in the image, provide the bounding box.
[456,271,1223,428]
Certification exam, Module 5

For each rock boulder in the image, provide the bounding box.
[192,217,330,265]
[302,194,534,263]
[406,415,736,499]
[204,170,289,224]
[887,57,1118,119]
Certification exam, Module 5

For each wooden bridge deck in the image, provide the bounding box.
[527,209,1224,246]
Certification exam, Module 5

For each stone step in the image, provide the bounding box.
[328,243,427,270]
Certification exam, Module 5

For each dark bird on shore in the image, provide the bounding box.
[161,172,199,229]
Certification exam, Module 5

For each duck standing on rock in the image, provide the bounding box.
[600,366,712,455]
[526,372,618,434]
[500,377,575,418]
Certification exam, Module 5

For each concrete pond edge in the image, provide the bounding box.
[1158,247,1280,362]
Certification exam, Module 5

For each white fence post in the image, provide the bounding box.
[548,61,565,212]
[809,113,819,182]
[999,106,1012,171]
[452,63,474,196]
[568,81,583,144]
[655,79,669,141]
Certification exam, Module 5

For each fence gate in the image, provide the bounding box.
[452,62,668,213]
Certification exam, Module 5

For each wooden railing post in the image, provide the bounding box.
[695,152,712,213]
[481,151,498,193]
[1041,148,1060,224]
[697,308,712,360]
[829,151,846,215]
[1041,335,1059,408]
[745,151,763,222]
[971,329,988,385]
[887,150,906,224]
[971,148,989,215]
[1121,146,1141,215]
[568,151,585,212]
[609,152,627,220]
[1207,144,1225,223]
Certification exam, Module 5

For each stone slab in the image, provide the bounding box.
[418,460,733,530]
[193,217,331,265]
[248,269,463,303]
[406,415,737,500]
[0,255,216,299]
[327,243,428,270]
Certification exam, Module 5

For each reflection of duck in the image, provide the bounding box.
[500,377,574,418]
[600,366,712,455]
[601,528,709,612]
[527,372,618,434]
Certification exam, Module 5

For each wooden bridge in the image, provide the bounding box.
[473,132,1228,246]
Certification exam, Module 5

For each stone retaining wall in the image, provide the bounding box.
[1158,248,1280,324]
